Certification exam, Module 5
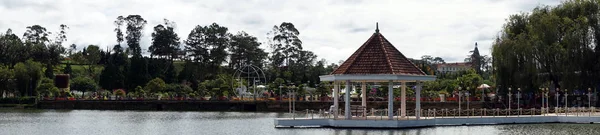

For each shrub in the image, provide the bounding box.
[113,89,126,97]
[145,78,166,94]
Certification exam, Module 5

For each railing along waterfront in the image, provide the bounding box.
[285,107,600,120]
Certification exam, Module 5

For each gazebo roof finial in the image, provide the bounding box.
[375,22,379,33]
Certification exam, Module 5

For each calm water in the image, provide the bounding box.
[1,109,600,135]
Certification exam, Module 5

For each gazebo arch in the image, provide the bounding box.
[319,23,435,120]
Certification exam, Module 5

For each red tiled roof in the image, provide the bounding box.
[331,32,426,75]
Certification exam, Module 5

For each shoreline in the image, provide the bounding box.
[34,100,483,112]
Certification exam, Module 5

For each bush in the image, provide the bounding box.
[70,76,98,94]
[145,78,166,94]
[37,78,59,97]
[134,86,145,97]
[113,89,126,97]
[165,84,193,96]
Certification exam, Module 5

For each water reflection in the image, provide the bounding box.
[1,109,600,135]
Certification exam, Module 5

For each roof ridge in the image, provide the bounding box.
[379,33,395,74]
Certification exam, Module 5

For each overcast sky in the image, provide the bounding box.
[0,0,560,63]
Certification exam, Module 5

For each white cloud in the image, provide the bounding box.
[0,0,560,63]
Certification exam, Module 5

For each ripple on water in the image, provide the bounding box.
[1,109,599,135]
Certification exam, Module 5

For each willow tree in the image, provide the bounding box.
[492,0,600,94]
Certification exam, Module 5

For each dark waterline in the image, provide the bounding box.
[1,109,600,135]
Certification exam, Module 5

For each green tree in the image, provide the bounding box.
[149,19,180,84]
[145,78,166,94]
[199,74,237,97]
[184,23,230,78]
[492,0,600,93]
[457,69,483,93]
[99,45,128,90]
[114,16,125,46]
[83,45,101,77]
[14,60,43,96]
[127,57,150,90]
[37,78,58,97]
[23,25,50,45]
[150,19,180,60]
[124,15,147,56]
[134,86,145,97]
[121,15,150,90]
[70,76,98,97]
[316,82,331,98]
[0,65,15,97]
[63,63,72,75]
[228,31,268,69]
[165,84,193,96]
[269,22,303,68]
[0,29,27,66]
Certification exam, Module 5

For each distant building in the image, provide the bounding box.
[436,62,471,73]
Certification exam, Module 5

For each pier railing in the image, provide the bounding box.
[286,107,600,120]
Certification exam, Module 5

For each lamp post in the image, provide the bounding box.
[253,79,257,101]
[508,87,512,110]
[588,88,593,109]
[288,84,292,113]
[517,88,521,110]
[292,84,296,115]
[540,88,544,113]
[565,89,568,109]
[465,90,470,110]
[279,85,283,101]
[458,87,462,111]
[545,88,549,113]
[555,88,560,109]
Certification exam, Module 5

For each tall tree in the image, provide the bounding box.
[120,15,149,90]
[228,31,267,69]
[14,60,43,96]
[55,24,68,47]
[23,25,65,78]
[83,45,101,77]
[0,29,26,66]
[184,23,230,79]
[23,25,50,45]
[99,45,128,90]
[0,65,14,97]
[269,22,302,68]
[114,16,125,46]
[124,15,147,57]
[150,19,180,60]
[492,0,600,94]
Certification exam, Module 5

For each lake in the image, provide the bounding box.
[1,109,600,135]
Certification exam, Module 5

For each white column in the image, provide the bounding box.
[361,82,367,117]
[345,80,351,119]
[361,82,367,107]
[416,81,422,120]
[401,81,407,117]
[333,82,339,119]
[388,80,394,120]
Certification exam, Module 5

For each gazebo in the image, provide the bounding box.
[319,23,435,120]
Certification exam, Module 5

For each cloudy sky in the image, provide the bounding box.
[0,0,560,63]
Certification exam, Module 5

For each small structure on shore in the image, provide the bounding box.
[319,23,435,120]
[54,74,70,91]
